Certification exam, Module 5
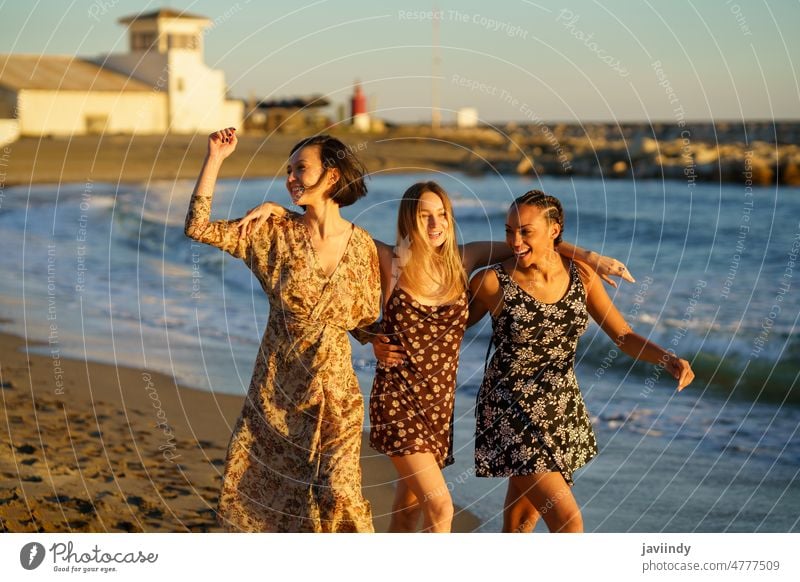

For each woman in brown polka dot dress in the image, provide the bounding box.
[238,182,635,533]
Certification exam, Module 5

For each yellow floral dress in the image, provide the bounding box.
[186,198,380,532]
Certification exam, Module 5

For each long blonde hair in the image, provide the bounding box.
[395,182,466,303]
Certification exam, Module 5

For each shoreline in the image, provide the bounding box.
[0,331,480,532]
[4,122,798,187]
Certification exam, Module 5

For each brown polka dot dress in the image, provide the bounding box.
[369,287,468,468]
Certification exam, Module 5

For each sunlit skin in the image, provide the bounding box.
[286,146,333,206]
[284,145,354,278]
[234,192,637,533]
[417,190,449,248]
[468,203,694,533]
[503,205,571,302]
[198,129,353,280]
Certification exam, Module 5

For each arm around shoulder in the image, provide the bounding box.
[559,241,634,288]
[461,241,512,274]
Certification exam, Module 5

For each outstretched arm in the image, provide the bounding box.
[579,264,694,391]
[185,128,251,258]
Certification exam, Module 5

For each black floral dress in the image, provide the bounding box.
[474,262,598,485]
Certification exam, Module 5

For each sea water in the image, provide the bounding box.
[1,172,798,532]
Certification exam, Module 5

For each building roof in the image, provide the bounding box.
[119,9,210,24]
[256,95,331,109]
[0,55,153,92]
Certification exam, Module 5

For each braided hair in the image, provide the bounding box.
[512,190,564,245]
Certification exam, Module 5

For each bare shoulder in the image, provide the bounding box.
[573,258,598,290]
[469,266,500,294]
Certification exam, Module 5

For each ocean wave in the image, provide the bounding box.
[460,322,798,405]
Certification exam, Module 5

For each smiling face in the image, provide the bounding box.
[505,204,560,266]
[417,190,450,248]
[285,145,338,206]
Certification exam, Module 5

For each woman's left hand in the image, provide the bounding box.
[665,355,695,391]
[237,202,286,240]
[590,253,635,288]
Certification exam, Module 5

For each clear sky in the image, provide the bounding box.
[1,0,798,123]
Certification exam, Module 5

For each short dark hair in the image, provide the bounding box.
[290,135,368,207]
[513,189,564,245]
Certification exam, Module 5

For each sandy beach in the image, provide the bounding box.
[1,131,474,187]
[0,332,479,532]
[3,122,797,187]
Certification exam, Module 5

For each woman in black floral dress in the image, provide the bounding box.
[468,190,695,533]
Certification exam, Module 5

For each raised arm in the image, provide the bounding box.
[579,264,694,391]
[184,128,251,259]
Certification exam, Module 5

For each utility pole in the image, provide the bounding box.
[431,6,441,131]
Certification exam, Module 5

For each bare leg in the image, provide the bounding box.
[509,472,582,533]
[390,453,453,533]
[388,479,422,532]
[503,478,541,533]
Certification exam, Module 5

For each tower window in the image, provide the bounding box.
[131,32,157,51]
[168,34,198,50]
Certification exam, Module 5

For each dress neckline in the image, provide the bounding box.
[499,261,575,306]
[297,218,356,280]
[391,285,466,310]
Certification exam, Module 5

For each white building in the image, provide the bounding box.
[456,107,479,129]
[0,8,242,142]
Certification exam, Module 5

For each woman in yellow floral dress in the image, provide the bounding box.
[184,128,381,532]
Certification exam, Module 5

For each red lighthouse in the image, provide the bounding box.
[350,81,370,131]
[350,82,367,117]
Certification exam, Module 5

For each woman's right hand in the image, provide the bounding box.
[373,335,406,367]
[665,355,695,392]
[237,202,287,239]
[589,252,635,288]
[207,127,238,161]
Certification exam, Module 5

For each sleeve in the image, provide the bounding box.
[350,232,383,342]
[184,194,251,260]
